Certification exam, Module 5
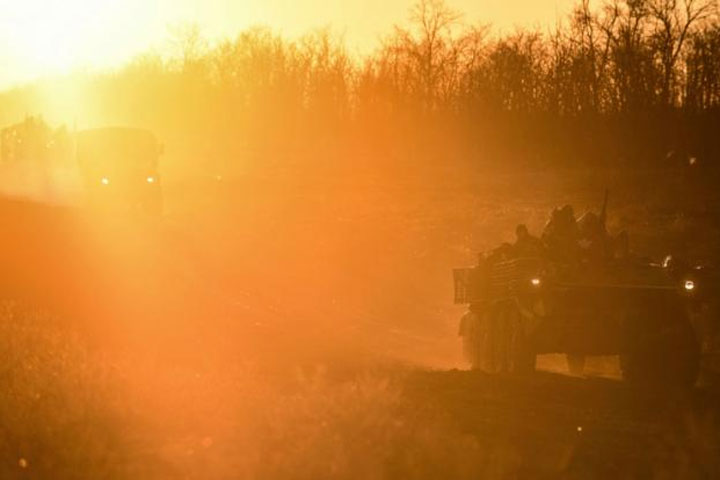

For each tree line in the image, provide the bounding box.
[1,0,719,175]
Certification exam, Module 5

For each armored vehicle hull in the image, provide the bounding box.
[455,257,700,387]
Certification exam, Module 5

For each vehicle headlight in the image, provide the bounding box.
[530,277,542,287]
[100,177,110,186]
[684,280,695,292]
[146,176,156,184]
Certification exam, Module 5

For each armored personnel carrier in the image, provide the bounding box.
[454,246,702,387]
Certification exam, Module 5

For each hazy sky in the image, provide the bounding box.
[0,0,576,89]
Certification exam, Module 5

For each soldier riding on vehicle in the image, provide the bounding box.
[514,224,544,258]
[454,192,702,388]
[542,204,579,263]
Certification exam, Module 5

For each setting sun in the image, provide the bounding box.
[0,0,156,84]
[0,0,575,88]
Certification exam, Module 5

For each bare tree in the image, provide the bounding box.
[647,0,718,106]
[684,21,720,109]
[167,23,208,74]
[376,0,465,110]
[567,0,619,111]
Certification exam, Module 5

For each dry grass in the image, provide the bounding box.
[3,301,718,480]
[0,303,125,478]
[0,303,489,480]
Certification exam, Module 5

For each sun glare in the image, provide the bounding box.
[2,0,152,82]
[0,0,579,89]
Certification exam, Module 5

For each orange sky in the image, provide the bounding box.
[0,0,575,89]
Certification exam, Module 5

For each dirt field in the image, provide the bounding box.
[0,166,718,478]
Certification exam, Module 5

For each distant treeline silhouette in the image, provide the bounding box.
[1,0,719,175]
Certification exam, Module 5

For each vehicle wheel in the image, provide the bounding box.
[621,302,700,389]
[461,302,536,374]
[504,301,536,374]
[566,354,586,376]
[459,310,483,370]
